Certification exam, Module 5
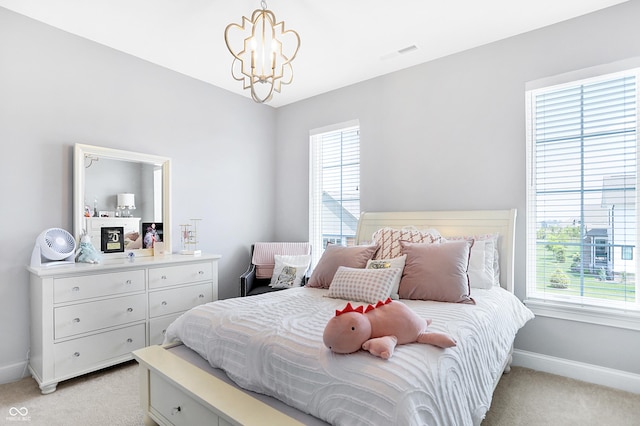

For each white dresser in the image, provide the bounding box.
[27,253,221,394]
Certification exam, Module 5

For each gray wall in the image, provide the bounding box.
[0,7,276,383]
[275,0,640,375]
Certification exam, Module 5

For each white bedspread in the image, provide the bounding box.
[164,287,534,426]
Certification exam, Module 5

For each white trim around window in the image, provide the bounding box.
[525,58,640,327]
[525,299,640,331]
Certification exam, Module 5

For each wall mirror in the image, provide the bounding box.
[73,143,171,258]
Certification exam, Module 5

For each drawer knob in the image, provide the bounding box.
[171,406,182,415]
[161,301,167,306]
[198,294,205,299]
[73,352,80,357]
[161,275,167,280]
[125,279,132,285]
[198,270,204,275]
[127,338,133,343]
[73,318,81,323]
[127,307,133,312]
[72,286,80,292]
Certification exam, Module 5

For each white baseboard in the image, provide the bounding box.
[0,360,29,385]
[513,349,640,394]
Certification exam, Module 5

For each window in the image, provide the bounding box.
[309,121,360,267]
[526,65,640,317]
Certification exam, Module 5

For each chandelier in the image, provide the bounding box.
[224,1,300,103]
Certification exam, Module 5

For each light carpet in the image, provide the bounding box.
[1,362,639,425]
[484,367,640,426]
[0,361,143,425]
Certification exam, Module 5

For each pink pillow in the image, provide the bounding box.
[372,227,443,260]
[327,266,402,304]
[398,240,475,304]
[306,244,379,289]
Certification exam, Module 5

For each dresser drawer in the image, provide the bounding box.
[150,372,219,426]
[54,324,145,379]
[149,283,212,318]
[149,313,182,345]
[54,270,145,303]
[148,262,212,289]
[55,294,146,339]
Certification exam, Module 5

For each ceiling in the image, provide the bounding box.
[0,0,628,107]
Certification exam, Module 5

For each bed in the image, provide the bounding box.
[132,209,534,426]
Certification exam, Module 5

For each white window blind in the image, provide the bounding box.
[309,121,360,267]
[526,69,639,311]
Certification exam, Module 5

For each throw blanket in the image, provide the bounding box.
[164,287,533,426]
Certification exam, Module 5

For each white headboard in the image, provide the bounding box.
[355,209,517,293]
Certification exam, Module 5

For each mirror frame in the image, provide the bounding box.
[73,143,171,258]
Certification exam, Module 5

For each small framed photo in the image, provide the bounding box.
[142,222,163,249]
[101,226,125,253]
[99,210,115,218]
[153,241,166,257]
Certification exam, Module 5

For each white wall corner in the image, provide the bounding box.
[513,349,640,394]
[0,360,29,386]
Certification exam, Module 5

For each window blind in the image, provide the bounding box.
[309,122,360,267]
[526,70,639,310]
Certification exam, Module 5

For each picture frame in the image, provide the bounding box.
[153,241,166,257]
[142,222,163,249]
[101,226,125,253]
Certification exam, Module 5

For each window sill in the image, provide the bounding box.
[524,299,640,331]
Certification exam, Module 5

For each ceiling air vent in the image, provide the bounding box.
[381,44,419,61]
[398,45,418,54]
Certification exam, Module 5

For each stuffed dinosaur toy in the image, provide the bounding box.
[323,298,456,359]
[75,232,102,264]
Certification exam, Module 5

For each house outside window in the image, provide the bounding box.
[309,120,360,267]
[525,63,640,325]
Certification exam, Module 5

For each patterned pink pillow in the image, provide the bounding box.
[372,227,443,259]
[366,255,406,299]
[327,266,402,304]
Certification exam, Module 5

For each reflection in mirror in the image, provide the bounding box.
[73,144,171,258]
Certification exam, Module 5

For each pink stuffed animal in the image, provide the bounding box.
[323,298,456,359]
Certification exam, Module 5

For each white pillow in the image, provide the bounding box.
[327,266,402,304]
[365,254,406,299]
[467,240,495,289]
[270,254,312,289]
